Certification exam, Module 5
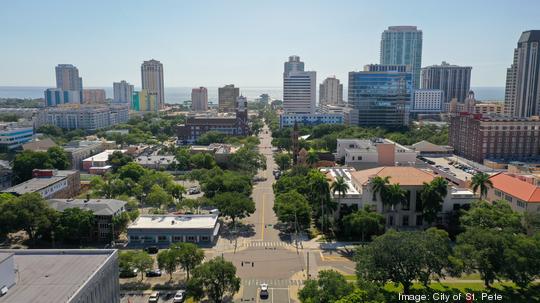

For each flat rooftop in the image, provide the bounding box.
[3,176,64,195]
[129,215,218,230]
[82,149,126,162]
[0,249,116,303]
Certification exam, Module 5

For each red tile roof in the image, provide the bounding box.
[350,166,435,187]
[489,173,540,203]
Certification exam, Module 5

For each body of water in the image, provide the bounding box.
[0,86,505,103]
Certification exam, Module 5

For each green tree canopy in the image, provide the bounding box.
[107,151,132,172]
[54,207,95,244]
[420,177,448,225]
[12,150,53,183]
[211,192,255,225]
[187,257,241,303]
[273,190,311,230]
[471,172,493,199]
[341,208,385,242]
[273,152,292,171]
[190,153,216,169]
[171,242,205,280]
[298,270,354,303]
[460,200,523,233]
[146,185,174,208]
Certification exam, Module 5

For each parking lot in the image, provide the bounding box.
[423,156,475,182]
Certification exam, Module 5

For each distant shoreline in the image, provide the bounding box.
[0,86,505,103]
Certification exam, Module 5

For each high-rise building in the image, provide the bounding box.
[380,26,423,89]
[504,30,540,118]
[283,56,316,114]
[83,89,106,104]
[284,55,305,77]
[132,89,159,112]
[421,61,472,105]
[348,67,412,127]
[44,88,82,106]
[412,89,444,113]
[55,64,83,91]
[218,84,240,112]
[141,59,164,109]
[319,76,343,107]
[37,104,129,131]
[191,87,208,111]
[113,80,134,103]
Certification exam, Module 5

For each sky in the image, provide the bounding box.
[1,0,539,88]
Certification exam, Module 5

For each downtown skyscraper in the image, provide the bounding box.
[421,61,472,104]
[283,56,316,114]
[141,59,165,109]
[55,64,83,91]
[113,80,134,104]
[504,30,540,118]
[319,76,343,107]
[380,26,422,89]
[191,87,208,111]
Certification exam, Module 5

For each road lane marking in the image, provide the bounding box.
[261,193,265,240]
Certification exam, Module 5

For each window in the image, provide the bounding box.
[416,215,423,226]
[200,236,210,242]
[388,216,394,226]
[504,194,513,202]
[453,203,461,211]
[157,235,168,242]
[187,236,196,242]
[172,236,183,242]
[517,200,526,208]
[494,190,502,197]
[402,191,411,210]
[402,215,409,226]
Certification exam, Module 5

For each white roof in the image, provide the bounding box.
[128,215,218,230]
[82,149,126,162]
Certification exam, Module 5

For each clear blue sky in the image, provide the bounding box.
[1,0,539,88]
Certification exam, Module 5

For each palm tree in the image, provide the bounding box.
[331,176,350,205]
[384,183,407,210]
[420,177,449,225]
[370,176,391,202]
[471,172,493,199]
[306,150,319,167]
[310,171,332,233]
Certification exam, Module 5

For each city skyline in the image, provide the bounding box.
[1,1,539,88]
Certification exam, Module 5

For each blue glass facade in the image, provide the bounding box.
[348,71,412,128]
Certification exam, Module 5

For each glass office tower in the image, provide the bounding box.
[348,71,412,128]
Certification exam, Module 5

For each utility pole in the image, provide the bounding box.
[306,251,310,280]
[294,210,299,255]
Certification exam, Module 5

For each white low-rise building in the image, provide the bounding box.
[127,214,220,247]
[336,138,417,169]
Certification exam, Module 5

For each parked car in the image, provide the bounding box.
[146,269,162,277]
[148,292,160,303]
[260,283,269,299]
[144,246,159,254]
[188,187,200,195]
[173,290,186,303]
[119,268,138,278]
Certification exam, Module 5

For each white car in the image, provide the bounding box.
[173,290,186,303]
[148,292,160,303]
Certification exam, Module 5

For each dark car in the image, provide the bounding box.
[145,246,159,254]
[119,268,138,278]
[146,269,162,277]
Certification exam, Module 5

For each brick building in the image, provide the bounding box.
[449,113,540,163]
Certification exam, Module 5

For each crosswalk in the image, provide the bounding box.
[243,241,300,248]
[241,279,304,287]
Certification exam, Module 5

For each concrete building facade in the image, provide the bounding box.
[83,89,106,104]
[113,80,134,104]
[218,84,240,112]
[141,59,164,108]
[191,87,209,111]
[412,89,443,113]
[283,56,316,114]
[0,249,119,303]
[421,61,472,105]
[319,76,343,106]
